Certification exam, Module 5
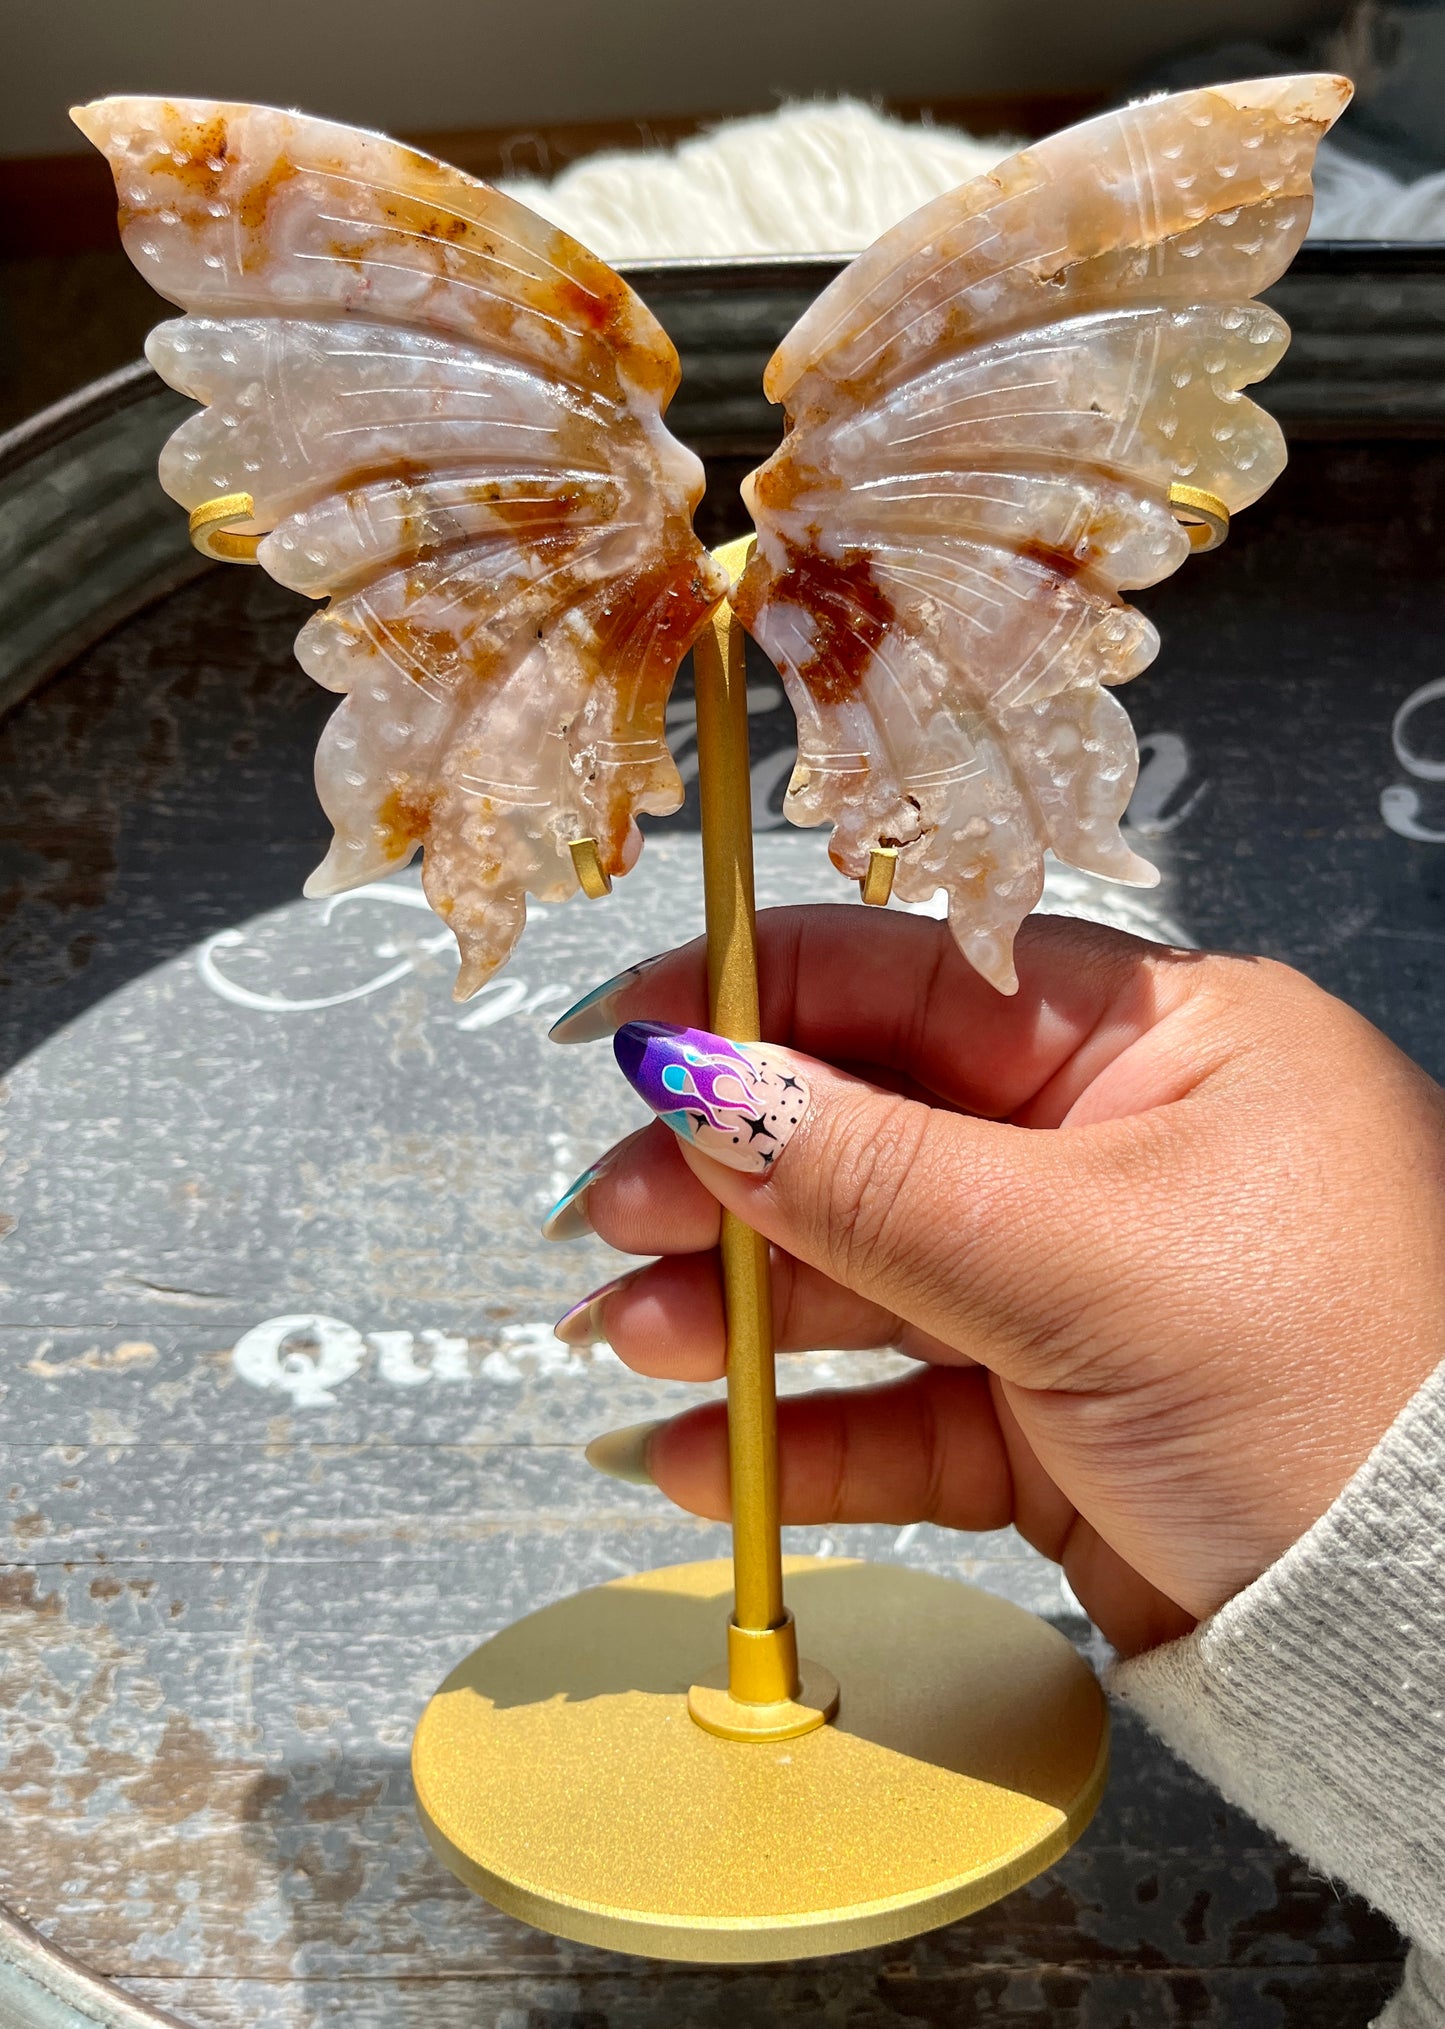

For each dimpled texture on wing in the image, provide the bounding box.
[74,96,728,997]
[734,74,1350,992]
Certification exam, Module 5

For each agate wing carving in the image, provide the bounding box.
[76,97,728,997]
[733,74,1352,991]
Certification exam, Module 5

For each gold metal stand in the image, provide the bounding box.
[414,1556,1106,1961]
[182,492,1110,1956]
[411,536,1109,1958]
[683,537,837,1739]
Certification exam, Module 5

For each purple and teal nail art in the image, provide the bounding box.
[548,955,665,1045]
[613,1023,810,1175]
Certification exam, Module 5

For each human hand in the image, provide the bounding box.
[546,909,1445,1655]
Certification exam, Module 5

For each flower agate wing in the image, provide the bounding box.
[75,97,728,998]
[733,74,1351,992]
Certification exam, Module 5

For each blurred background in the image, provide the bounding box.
[8,0,1445,431]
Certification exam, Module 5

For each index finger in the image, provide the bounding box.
[549,904,1193,1126]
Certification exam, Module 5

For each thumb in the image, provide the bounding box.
[611,1020,1109,1372]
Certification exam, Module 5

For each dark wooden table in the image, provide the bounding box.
[3,289,1442,2023]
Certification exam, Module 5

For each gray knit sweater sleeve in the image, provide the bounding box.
[1110,1360,1445,2029]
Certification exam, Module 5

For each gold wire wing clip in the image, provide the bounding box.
[1167,483,1230,553]
[188,492,264,563]
[859,846,899,906]
[568,837,613,898]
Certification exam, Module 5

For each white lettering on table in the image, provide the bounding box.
[230,1313,608,1406]
[1383,676,1445,842]
[1127,732,1207,836]
[198,882,570,1027]
[199,727,1205,1030]
[232,1313,368,1407]
[369,1328,471,1386]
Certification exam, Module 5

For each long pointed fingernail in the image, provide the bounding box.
[554,1274,632,1346]
[549,955,665,1045]
[584,1419,661,1485]
[613,1023,810,1175]
[541,1161,608,1241]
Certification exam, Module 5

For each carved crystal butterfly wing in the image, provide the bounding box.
[733,74,1351,992]
[76,98,728,998]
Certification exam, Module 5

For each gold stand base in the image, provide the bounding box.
[687,1654,841,1741]
[412,1556,1108,1963]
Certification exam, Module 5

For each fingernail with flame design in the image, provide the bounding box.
[612,1023,810,1175]
[548,954,667,1045]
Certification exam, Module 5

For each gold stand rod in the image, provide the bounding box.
[692,539,788,1658]
[682,539,840,1741]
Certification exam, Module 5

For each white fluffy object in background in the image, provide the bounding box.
[498,99,1007,260]
[499,95,1445,260]
[1310,142,1445,237]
